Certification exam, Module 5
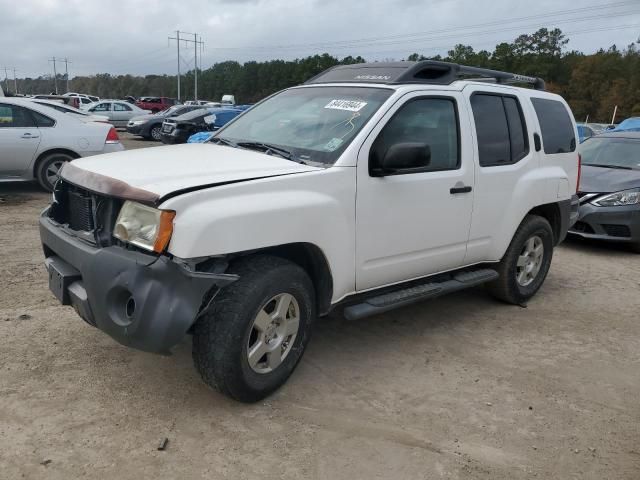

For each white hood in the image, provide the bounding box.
[62,143,321,201]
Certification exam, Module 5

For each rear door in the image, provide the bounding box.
[355,91,475,291]
[463,86,539,264]
[0,103,41,177]
[112,102,133,126]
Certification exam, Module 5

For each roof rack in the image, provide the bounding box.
[305,60,545,91]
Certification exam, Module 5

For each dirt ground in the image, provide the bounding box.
[1,134,639,479]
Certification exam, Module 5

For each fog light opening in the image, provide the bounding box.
[125,296,136,319]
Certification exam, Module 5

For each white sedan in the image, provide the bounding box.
[30,98,110,123]
[86,100,151,127]
[0,97,124,191]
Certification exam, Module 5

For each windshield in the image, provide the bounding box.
[163,105,183,116]
[579,137,640,170]
[216,86,393,165]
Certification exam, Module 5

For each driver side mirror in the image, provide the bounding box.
[371,142,431,177]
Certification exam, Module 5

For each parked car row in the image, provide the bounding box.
[125,105,250,142]
[159,106,248,144]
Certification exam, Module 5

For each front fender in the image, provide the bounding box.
[161,168,356,302]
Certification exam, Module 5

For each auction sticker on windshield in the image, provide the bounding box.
[325,99,368,112]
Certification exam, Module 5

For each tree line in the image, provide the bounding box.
[5,28,639,123]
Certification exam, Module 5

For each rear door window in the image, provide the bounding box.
[531,98,576,154]
[471,93,529,166]
[30,110,56,127]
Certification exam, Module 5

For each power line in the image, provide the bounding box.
[169,30,204,101]
[206,1,639,52]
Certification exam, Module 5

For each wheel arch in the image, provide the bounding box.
[33,148,80,178]
[238,243,334,316]
[527,202,562,245]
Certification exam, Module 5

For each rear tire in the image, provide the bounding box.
[192,255,315,403]
[487,215,554,305]
[35,152,75,192]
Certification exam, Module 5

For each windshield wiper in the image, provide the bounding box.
[236,141,297,162]
[583,163,633,170]
[210,137,238,148]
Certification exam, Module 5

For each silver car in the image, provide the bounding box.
[0,97,124,191]
[87,100,151,127]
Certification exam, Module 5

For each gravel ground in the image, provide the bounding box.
[0,136,639,479]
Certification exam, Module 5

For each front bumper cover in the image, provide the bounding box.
[568,201,640,243]
[40,212,237,354]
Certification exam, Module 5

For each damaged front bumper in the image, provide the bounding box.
[40,211,237,354]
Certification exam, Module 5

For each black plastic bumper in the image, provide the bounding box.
[557,195,580,245]
[40,213,237,354]
[160,130,189,144]
[568,202,640,243]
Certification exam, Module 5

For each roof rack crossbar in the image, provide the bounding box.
[305,60,545,90]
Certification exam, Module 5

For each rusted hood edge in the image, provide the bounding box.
[60,162,161,204]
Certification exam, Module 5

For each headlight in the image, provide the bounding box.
[113,201,175,253]
[591,189,640,207]
[129,120,146,126]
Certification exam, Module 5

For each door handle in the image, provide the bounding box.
[21,133,39,139]
[450,185,472,194]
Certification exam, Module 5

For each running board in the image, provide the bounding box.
[343,269,499,321]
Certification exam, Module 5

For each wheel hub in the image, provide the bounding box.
[516,235,544,287]
[246,293,300,374]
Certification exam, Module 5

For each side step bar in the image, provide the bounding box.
[343,269,499,321]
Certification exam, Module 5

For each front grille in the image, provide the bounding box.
[49,180,122,247]
[572,221,595,234]
[602,224,631,238]
[67,189,94,231]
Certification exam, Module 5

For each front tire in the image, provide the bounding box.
[35,152,75,192]
[149,124,162,141]
[192,255,316,403]
[487,215,554,305]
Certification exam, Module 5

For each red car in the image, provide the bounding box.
[134,97,179,113]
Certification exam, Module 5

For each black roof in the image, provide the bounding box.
[305,60,545,90]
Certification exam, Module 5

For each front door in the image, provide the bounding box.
[0,103,41,177]
[355,92,475,291]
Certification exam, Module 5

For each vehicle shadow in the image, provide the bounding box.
[0,182,48,205]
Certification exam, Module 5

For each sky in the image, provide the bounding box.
[0,0,638,79]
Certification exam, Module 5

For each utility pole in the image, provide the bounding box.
[168,31,204,101]
[63,58,70,93]
[3,67,8,94]
[49,57,58,94]
[194,33,198,101]
[169,30,181,101]
[12,68,17,94]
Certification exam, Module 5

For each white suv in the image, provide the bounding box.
[40,61,580,402]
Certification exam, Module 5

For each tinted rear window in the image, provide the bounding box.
[531,98,576,154]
